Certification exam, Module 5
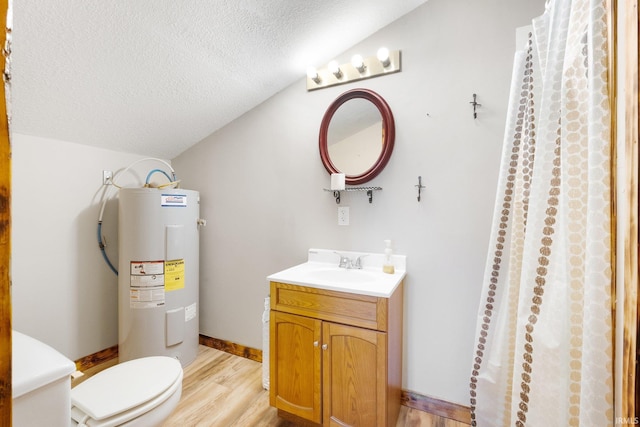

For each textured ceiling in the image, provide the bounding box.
[10,0,427,159]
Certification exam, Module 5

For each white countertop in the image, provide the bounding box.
[267,248,406,298]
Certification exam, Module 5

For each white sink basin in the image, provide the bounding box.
[267,249,406,297]
[303,268,379,284]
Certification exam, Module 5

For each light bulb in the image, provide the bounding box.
[377,47,391,67]
[328,60,342,78]
[306,67,320,83]
[351,54,366,73]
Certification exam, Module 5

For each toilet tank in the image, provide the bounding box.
[12,330,76,426]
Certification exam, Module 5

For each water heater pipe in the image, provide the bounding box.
[96,158,178,276]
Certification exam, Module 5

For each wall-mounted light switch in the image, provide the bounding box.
[338,207,349,226]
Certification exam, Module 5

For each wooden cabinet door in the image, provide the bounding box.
[322,322,387,427]
[270,311,322,424]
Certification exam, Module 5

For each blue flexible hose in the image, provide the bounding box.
[97,222,118,275]
[145,169,173,185]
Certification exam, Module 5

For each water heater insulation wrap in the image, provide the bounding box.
[118,188,200,367]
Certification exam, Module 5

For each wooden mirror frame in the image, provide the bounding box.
[319,88,395,185]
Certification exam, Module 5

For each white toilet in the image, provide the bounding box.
[70,356,183,426]
[13,330,77,426]
[12,330,183,427]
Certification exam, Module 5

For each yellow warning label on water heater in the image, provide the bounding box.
[165,259,185,291]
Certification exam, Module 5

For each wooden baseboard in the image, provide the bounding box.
[401,389,471,424]
[199,334,262,363]
[72,335,262,370]
[75,336,471,426]
[74,344,118,372]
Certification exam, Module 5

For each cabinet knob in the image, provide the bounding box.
[313,341,319,347]
[322,344,328,350]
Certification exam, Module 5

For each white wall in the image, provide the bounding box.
[9,0,544,407]
[11,133,164,360]
[172,0,545,405]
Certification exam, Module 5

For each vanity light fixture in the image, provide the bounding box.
[306,48,401,91]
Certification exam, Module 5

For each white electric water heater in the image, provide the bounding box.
[118,188,200,367]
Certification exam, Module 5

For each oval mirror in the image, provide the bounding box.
[319,88,395,185]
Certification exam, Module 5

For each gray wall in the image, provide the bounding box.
[172,0,545,405]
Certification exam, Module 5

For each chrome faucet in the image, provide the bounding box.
[354,254,368,269]
[334,252,368,269]
[336,252,352,269]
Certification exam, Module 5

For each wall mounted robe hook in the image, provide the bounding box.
[469,93,481,119]
[415,176,426,202]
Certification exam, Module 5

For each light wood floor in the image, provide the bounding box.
[158,345,468,427]
[75,344,468,426]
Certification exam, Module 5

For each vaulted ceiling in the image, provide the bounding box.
[10,0,427,158]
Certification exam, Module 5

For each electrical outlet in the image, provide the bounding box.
[103,170,113,185]
[338,207,349,225]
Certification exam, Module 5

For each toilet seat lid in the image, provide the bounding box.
[71,356,182,421]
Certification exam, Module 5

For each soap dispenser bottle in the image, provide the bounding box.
[383,240,395,274]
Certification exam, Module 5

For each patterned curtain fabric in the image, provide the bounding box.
[469,0,613,425]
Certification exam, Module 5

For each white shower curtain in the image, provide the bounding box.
[469,0,613,426]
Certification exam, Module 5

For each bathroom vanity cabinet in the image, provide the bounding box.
[269,280,403,427]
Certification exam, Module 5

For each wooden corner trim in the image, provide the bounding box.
[401,389,471,425]
[199,334,262,363]
[74,344,118,372]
